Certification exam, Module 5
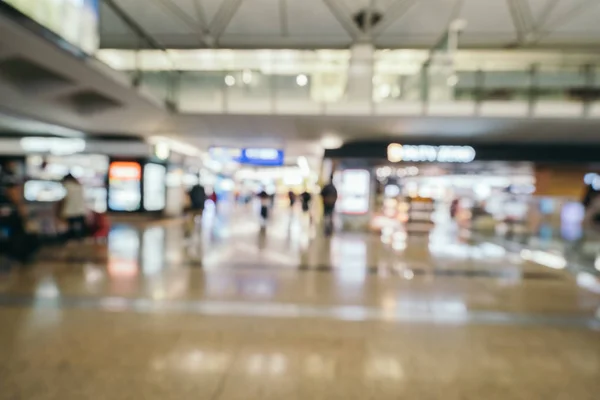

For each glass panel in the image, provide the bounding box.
[225,70,272,103]
[273,74,312,101]
[537,66,587,102]
[179,72,225,111]
[454,71,477,101]
[140,72,171,102]
[482,70,531,101]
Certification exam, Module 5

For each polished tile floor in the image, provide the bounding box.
[1,204,599,399]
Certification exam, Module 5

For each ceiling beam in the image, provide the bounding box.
[209,0,244,42]
[191,0,209,29]
[154,0,209,46]
[506,0,535,43]
[534,0,559,31]
[371,0,419,37]
[529,0,600,44]
[322,0,363,41]
[280,0,289,36]
[102,0,165,50]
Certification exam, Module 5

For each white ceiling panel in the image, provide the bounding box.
[99,1,133,36]
[224,0,282,35]
[115,0,197,35]
[199,0,225,24]
[527,0,557,25]
[286,0,350,36]
[458,0,516,34]
[542,0,590,27]
[549,2,600,33]
[98,0,600,49]
[381,0,456,36]
[167,0,205,25]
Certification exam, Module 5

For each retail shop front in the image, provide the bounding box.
[324,141,600,237]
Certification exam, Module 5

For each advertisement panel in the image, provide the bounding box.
[108,161,142,212]
[143,163,166,211]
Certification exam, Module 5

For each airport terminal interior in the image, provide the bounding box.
[1,0,600,399]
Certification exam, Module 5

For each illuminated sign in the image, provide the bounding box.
[108,162,142,212]
[20,137,86,155]
[339,169,370,215]
[209,147,284,166]
[388,144,475,163]
[143,164,166,211]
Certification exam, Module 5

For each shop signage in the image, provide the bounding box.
[209,147,284,166]
[20,137,86,155]
[339,169,370,215]
[240,148,284,166]
[108,161,142,212]
[387,144,475,163]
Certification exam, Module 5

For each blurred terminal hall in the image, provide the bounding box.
[0,0,599,399]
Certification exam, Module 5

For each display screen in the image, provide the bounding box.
[2,0,99,54]
[108,161,141,212]
[24,180,66,202]
[339,169,370,215]
[143,163,166,211]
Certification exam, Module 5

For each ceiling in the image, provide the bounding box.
[157,114,600,157]
[100,0,600,50]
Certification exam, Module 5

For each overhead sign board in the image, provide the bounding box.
[209,147,284,166]
[388,144,475,163]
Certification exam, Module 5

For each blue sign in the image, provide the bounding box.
[239,148,284,166]
[209,147,284,166]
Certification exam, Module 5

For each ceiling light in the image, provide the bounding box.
[296,74,308,87]
[242,69,252,84]
[378,84,391,98]
[447,75,459,87]
[321,135,343,150]
[225,75,236,86]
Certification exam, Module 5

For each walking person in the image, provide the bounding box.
[300,190,312,215]
[320,178,338,235]
[258,189,271,226]
[288,190,297,210]
[58,173,87,261]
[186,182,206,237]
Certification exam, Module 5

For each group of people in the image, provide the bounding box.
[0,161,91,265]
[185,179,339,233]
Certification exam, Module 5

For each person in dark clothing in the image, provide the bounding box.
[258,190,270,222]
[300,190,312,214]
[320,180,338,235]
[0,161,33,264]
[186,183,206,237]
[288,190,297,208]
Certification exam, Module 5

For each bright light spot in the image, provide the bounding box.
[403,269,414,280]
[377,166,392,178]
[242,69,252,84]
[321,135,343,150]
[584,173,597,185]
[447,75,459,87]
[407,166,419,176]
[521,250,566,270]
[595,256,600,272]
[224,75,236,86]
[297,156,310,176]
[378,84,391,98]
[296,74,308,86]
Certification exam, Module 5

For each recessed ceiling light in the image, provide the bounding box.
[224,75,236,86]
[296,74,308,87]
